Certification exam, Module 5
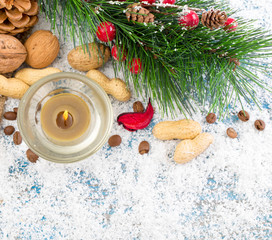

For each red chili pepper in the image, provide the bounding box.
[117,99,154,131]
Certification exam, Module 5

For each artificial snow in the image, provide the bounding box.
[0,0,271,239]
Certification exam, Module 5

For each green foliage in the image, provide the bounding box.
[38,0,272,116]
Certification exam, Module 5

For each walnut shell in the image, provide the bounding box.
[68,42,110,71]
[24,30,60,68]
[0,34,27,73]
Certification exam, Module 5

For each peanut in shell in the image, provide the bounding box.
[174,132,214,164]
[152,119,202,140]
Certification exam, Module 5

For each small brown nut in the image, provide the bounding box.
[226,128,237,139]
[133,101,145,113]
[4,126,15,135]
[206,113,216,124]
[13,107,18,113]
[13,131,22,145]
[254,120,265,131]
[3,111,17,120]
[139,141,150,155]
[108,135,122,147]
[238,110,250,122]
[26,149,39,163]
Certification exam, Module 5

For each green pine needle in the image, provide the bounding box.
[38,0,272,117]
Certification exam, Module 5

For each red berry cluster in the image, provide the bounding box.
[95,3,238,75]
[96,21,142,74]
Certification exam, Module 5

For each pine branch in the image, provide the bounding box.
[38,0,272,117]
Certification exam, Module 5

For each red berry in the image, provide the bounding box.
[129,58,142,74]
[111,45,127,61]
[96,21,116,42]
[162,0,175,4]
[224,18,238,32]
[140,0,156,4]
[178,10,199,30]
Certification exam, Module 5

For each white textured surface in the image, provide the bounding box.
[0,0,271,239]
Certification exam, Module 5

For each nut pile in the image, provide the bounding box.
[0,29,130,163]
[3,108,20,144]
[153,119,213,164]
[0,25,267,166]
[205,110,266,139]
[0,30,61,99]
[2,107,38,163]
[0,30,59,74]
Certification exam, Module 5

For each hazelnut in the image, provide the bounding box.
[206,113,216,124]
[254,120,265,131]
[4,126,15,135]
[238,110,250,122]
[139,141,150,155]
[133,101,145,113]
[26,149,39,163]
[226,128,237,139]
[108,135,122,147]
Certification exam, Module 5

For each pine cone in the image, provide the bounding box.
[201,9,227,30]
[0,0,39,35]
[126,3,154,24]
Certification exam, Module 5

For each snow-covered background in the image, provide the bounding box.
[0,0,271,239]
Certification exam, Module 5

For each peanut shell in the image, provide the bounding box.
[152,119,202,140]
[15,67,62,85]
[68,43,110,71]
[86,69,131,102]
[174,132,214,164]
[0,75,29,99]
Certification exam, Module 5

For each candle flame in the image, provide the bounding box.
[63,110,69,121]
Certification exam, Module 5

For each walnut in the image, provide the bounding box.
[24,30,60,68]
[0,34,27,73]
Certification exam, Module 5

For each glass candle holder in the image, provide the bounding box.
[17,72,113,163]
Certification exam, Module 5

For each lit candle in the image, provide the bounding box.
[41,93,91,142]
[56,110,73,129]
